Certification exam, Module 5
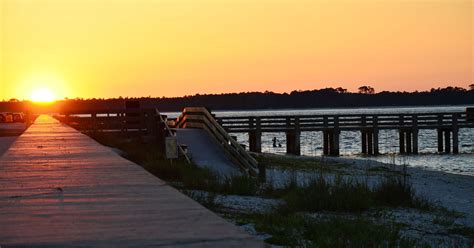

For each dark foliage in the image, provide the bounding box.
[5,86,470,113]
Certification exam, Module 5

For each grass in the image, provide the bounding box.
[253,153,348,172]
[275,172,447,215]
[87,131,260,195]
[449,226,474,239]
[279,175,373,213]
[89,131,443,213]
[233,213,418,247]
[86,131,466,246]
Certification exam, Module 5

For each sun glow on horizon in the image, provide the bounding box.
[30,88,56,103]
[1,1,470,100]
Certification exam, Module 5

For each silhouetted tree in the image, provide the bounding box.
[470,84,474,90]
[358,86,375,94]
[335,87,347,93]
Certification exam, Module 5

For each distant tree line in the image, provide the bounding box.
[45,86,473,113]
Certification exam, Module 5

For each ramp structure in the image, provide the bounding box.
[0,115,262,247]
[175,128,240,176]
[171,107,260,177]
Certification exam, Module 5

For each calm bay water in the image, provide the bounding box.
[165,105,474,176]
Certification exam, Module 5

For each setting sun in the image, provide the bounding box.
[31,88,56,103]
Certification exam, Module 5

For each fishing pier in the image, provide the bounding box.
[217,110,474,156]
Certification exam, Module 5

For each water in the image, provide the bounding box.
[164,105,474,176]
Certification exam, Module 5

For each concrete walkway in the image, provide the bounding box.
[176,129,240,176]
[0,115,262,247]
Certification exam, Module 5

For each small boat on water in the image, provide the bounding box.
[0,112,28,136]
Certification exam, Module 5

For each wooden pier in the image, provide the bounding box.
[55,106,474,158]
[0,115,262,247]
[217,111,474,156]
[55,107,261,176]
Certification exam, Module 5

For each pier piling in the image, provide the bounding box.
[248,117,262,153]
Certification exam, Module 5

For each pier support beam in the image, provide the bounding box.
[361,129,379,155]
[444,130,451,154]
[323,129,340,156]
[437,129,444,153]
[399,131,406,154]
[249,131,262,153]
[248,117,262,153]
[361,131,367,154]
[453,129,459,154]
[373,130,379,155]
[399,129,418,154]
[436,128,458,154]
[412,130,418,154]
[286,117,301,155]
[286,130,301,155]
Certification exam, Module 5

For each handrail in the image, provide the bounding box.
[217,112,474,132]
[154,108,191,164]
[174,107,259,176]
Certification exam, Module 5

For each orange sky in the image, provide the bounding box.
[0,0,472,100]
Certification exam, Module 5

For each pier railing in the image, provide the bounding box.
[216,111,474,156]
[217,112,473,132]
[171,107,259,176]
[55,108,160,133]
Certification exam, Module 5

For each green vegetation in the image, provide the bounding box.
[86,132,469,247]
[254,153,347,172]
[229,213,419,247]
[279,175,373,213]
[449,226,474,239]
[88,131,259,195]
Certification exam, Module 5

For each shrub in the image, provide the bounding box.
[281,175,373,213]
[373,177,414,207]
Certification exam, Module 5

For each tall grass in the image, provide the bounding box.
[280,175,372,213]
[252,213,416,247]
[88,131,259,195]
[279,173,428,213]
[88,132,438,214]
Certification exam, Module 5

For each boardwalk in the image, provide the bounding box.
[0,116,262,247]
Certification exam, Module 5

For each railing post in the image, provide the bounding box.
[453,114,459,154]
[294,117,301,156]
[361,131,367,154]
[399,115,405,154]
[249,117,262,153]
[437,129,444,153]
[412,115,418,154]
[399,130,406,154]
[367,130,373,155]
[437,114,444,153]
[285,117,301,155]
[323,130,329,155]
[361,116,367,154]
[92,112,98,131]
[373,115,379,155]
[406,131,412,153]
[330,116,340,156]
[444,130,451,153]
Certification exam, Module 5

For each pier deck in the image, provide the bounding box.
[0,115,262,247]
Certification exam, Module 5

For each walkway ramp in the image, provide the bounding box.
[176,129,240,176]
[0,115,262,247]
[172,107,259,177]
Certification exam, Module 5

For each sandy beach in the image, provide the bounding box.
[270,155,474,227]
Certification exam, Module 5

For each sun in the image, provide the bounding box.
[31,88,56,103]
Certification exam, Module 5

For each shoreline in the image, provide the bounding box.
[258,152,474,227]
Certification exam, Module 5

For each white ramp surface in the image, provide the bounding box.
[0,115,262,247]
[176,129,240,176]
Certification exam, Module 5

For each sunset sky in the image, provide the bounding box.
[0,0,472,101]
